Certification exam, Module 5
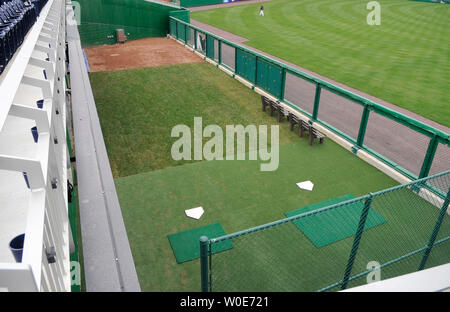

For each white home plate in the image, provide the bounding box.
[296,181,314,191]
[185,207,204,220]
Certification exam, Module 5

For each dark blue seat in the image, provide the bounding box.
[0,30,6,74]
[0,0,39,76]
[0,15,16,61]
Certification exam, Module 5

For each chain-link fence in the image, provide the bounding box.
[169,17,449,183]
[429,142,450,194]
[199,171,450,292]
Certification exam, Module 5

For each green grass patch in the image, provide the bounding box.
[115,142,398,291]
[90,62,400,291]
[90,61,450,291]
[90,62,300,178]
[90,62,447,292]
[192,0,450,126]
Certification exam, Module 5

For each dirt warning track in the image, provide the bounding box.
[84,37,203,72]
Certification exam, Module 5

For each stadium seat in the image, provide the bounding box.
[0,13,16,59]
[0,30,5,74]
[30,0,49,16]
[0,0,40,76]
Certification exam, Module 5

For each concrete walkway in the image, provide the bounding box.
[188,18,449,178]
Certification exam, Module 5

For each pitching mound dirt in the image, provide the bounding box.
[84,37,203,72]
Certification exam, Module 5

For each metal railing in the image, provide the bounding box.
[200,171,450,292]
[0,0,71,291]
[169,17,450,189]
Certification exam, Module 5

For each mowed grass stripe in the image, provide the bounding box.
[192,0,450,126]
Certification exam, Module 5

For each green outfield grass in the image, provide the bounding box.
[90,62,296,178]
[192,0,450,126]
[89,62,402,291]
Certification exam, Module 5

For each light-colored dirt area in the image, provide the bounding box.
[84,37,203,72]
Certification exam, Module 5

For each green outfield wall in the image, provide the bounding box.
[179,0,222,7]
[75,0,189,47]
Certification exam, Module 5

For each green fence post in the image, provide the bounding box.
[218,40,222,65]
[341,195,373,290]
[175,20,178,40]
[280,68,286,101]
[354,103,371,152]
[418,188,450,270]
[234,47,239,74]
[185,25,187,44]
[419,135,439,179]
[200,236,210,292]
[312,83,321,122]
[194,29,197,50]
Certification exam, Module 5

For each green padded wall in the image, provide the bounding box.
[179,0,223,7]
[236,48,257,84]
[169,8,190,23]
[256,58,283,99]
[75,0,189,47]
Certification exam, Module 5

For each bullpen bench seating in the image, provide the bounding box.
[261,95,289,122]
[261,95,325,146]
[308,125,325,146]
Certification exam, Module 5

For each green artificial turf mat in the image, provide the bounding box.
[168,222,233,263]
[116,141,398,291]
[285,194,387,248]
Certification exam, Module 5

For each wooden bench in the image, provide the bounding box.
[288,113,300,131]
[289,112,325,145]
[289,114,309,136]
[309,126,325,146]
[275,103,289,122]
[262,95,325,145]
[288,113,310,137]
[261,96,288,122]
[261,96,271,112]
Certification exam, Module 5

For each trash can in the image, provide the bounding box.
[9,233,25,263]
